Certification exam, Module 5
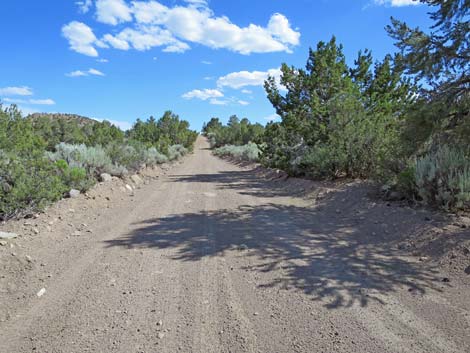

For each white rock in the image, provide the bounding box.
[125,184,133,192]
[131,175,143,185]
[69,189,81,198]
[0,232,17,239]
[100,173,112,182]
[37,288,46,297]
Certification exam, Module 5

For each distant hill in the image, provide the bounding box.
[27,113,98,127]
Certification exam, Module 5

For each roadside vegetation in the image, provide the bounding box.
[202,115,264,162]
[205,0,469,211]
[0,107,197,220]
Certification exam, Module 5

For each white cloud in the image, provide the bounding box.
[162,41,191,53]
[102,33,130,50]
[238,100,249,106]
[64,1,300,56]
[88,68,105,76]
[96,58,109,63]
[66,70,88,77]
[182,88,224,100]
[0,86,33,96]
[373,0,420,6]
[95,0,132,25]
[29,99,56,105]
[3,98,55,106]
[267,13,300,46]
[102,27,189,53]
[76,0,93,14]
[241,89,252,94]
[62,21,99,57]
[201,60,212,65]
[217,68,282,89]
[209,98,228,105]
[66,68,105,77]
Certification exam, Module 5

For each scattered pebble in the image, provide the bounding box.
[37,288,46,297]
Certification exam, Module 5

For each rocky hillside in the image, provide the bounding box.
[27,113,97,127]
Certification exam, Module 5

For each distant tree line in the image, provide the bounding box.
[202,115,264,148]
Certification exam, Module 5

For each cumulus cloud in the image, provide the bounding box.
[0,86,33,96]
[62,21,99,57]
[238,100,249,106]
[373,0,420,6]
[102,27,189,53]
[182,88,224,100]
[217,68,282,89]
[66,68,105,77]
[95,0,132,25]
[63,1,300,56]
[76,0,93,14]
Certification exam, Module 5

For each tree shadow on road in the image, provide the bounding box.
[105,200,443,309]
[169,170,317,198]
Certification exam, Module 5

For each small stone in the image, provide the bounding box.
[33,228,39,235]
[157,332,165,339]
[131,175,143,185]
[37,288,46,297]
[25,255,33,263]
[441,277,450,283]
[100,173,112,182]
[69,189,81,198]
[157,320,163,326]
[254,312,259,316]
[464,266,470,275]
[72,231,82,237]
[0,232,17,240]
[0,240,7,246]
[125,184,133,192]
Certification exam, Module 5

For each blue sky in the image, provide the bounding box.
[0,0,432,130]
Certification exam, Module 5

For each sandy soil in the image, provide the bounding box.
[0,136,469,353]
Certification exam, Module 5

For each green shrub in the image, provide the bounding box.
[396,165,417,197]
[144,147,168,165]
[415,145,470,210]
[213,143,261,162]
[0,152,66,220]
[168,144,188,161]
[48,143,113,175]
[55,160,94,192]
[105,143,168,171]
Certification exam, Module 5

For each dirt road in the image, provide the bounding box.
[1,137,469,353]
